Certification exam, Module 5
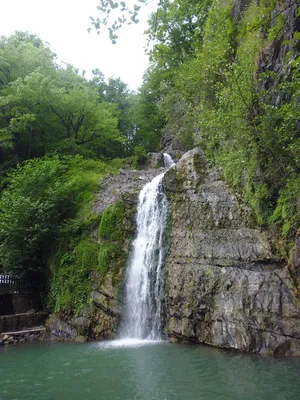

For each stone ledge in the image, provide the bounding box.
[0,312,48,333]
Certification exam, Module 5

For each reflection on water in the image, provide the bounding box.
[0,341,300,400]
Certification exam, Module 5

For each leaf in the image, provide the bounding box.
[294,31,300,41]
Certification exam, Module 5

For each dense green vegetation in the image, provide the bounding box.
[0,155,118,312]
[0,32,160,174]
[137,0,299,243]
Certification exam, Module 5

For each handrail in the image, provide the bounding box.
[0,275,37,294]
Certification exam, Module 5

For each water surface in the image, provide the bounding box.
[1,341,300,400]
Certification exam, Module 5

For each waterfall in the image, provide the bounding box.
[163,153,175,168]
[121,154,174,340]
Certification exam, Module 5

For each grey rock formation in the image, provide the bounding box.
[147,153,164,169]
[161,130,189,154]
[257,0,300,104]
[164,148,300,355]
[231,0,251,20]
[94,168,160,215]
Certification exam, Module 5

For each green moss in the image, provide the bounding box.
[96,200,136,285]
[98,201,125,241]
[97,201,127,279]
[98,243,116,276]
[49,238,100,315]
[268,12,285,41]
[76,239,100,271]
[269,176,300,238]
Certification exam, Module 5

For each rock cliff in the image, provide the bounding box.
[164,148,300,356]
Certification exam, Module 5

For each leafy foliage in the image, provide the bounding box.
[90,0,147,43]
[0,156,112,274]
[0,32,152,174]
[137,0,300,241]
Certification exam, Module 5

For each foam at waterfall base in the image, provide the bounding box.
[96,338,163,349]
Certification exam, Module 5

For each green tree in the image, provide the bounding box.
[0,157,72,273]
[0,32,56,87]
[0,34,126,167]
[0,156,115,276]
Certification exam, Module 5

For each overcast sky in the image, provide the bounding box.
[0,0,157,90]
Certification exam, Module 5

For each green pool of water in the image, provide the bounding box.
[0,340,299,400]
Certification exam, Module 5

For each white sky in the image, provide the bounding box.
[0,0,157,90]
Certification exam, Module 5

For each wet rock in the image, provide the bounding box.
[161,130,187,153]
[232,0,251,20]
[27,334,39,341]
[72,316,90,329]
[46,315,78,341]
[74,335,87,343]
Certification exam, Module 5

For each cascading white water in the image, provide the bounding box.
[121,154,174,340]
[163,153,175,168]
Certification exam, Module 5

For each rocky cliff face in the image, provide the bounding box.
[164,148,300,356]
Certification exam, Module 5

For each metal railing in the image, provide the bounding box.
[0,275,35,294]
